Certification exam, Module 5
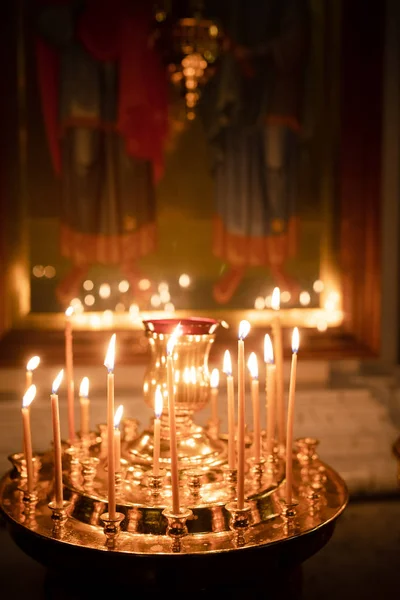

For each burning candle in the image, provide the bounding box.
[153,387,163,476]
[79,377,90,437]
[104,333,116,519]
[114,404,123,471]
[247,352,260,462]
[285,327,300,504]
[166,323,182,514]
[65,307,75,443]
[237,319,251,509]
[223,350,236,469]
[210,368,219,423]
[22,385,36,494]
[51,369,64,507]
[271,287,285,448]
[264,334,277,457]
[25,356,40,391]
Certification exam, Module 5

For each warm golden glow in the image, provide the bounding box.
[154,387,163,418]
[247,352,258,379]
[223,349,232,376]
[292,327,300,354]
[299,291,311,306]
[114,404,124,428]
[79,376,89,398]
[183,366,191,384]
[271,287,281,311]
[178,273,191,288]
[238,320,251,340]
[26,356,40,372]
[22,384,36,408]
[264,334,274,364]
[166,323,182,356]
[99,283,111,299]
[210,368,219,388]
[118,280,130,293]
[52,369,64,394]
[104,333,116,371]
[65,306,74,318]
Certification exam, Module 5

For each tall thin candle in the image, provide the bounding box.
[25,356,40,391]
[223,350,235,469]
[285,327,300,505]
[50,370,64,507]
[264,334,277,457]
[104,333,116,519]
[166,324,182,514]
[153,387,163,476]
[21,385,36,494]
[237,320,251,509]
[79,377,90,437]
[247,352,260,462]
[65,307,75,443]
[114,404,123,471]
[271,287,285,448]
[210,368,219,423]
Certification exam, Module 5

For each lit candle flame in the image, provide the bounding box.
[264,334,274,364]
[114,404,124,428]
[154,387,163,419]
[26,356,40,372]
[52,369,64,394]
[65,306,74,318]
[79,376,89,398]
[22,384,36,408]
[238,320,251,340]
[271,287,281,311]
[223,350,232,376]
[166,323,182,356]
[104,333,116,372]
[210,368,219,388]
[247,352,258,379]
[292,327,300,354]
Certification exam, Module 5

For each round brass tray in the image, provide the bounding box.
[0,450,348,591]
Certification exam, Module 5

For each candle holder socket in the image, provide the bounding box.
[48,500,71,530]
[307,482,324,515]
[80,456,100,492]
[265,452,279,481]
[225,501,253,547]
[296,437,320,466]
[222,465,238,495]
[21,489,38,517]
[185,469,203,501]
[162,507,193,553]
[279,499,299,535]
[146,469,166,499]
[248,457,266,488]
[8,453,41,482]
[100,512,125,549]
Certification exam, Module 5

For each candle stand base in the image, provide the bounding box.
[48,500,71,530]
[225,501,253,547]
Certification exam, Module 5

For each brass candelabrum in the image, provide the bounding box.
[0,318,348,592]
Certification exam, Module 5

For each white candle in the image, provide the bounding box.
[264,334,277,457]
[210,368,219,423]
[114,404,123,471]
[223,350,236,469]
[79,377,90,437]
[104,333,116,519]
[271,287,285,448]
[153,387,163,476]
[65,307,75,443]
[285,327,300,504]
[51,370,64,507]
[21,385,36,494]
[247,352,260,462]
[25,356,40,391]
[237,320,251,509]
[166,324,182,514]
